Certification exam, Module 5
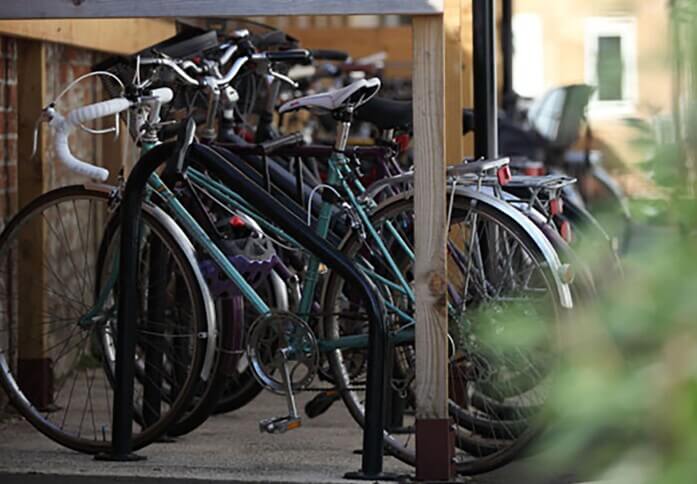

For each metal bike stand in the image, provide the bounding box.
[100,141,393,479]
[95,143,178,462]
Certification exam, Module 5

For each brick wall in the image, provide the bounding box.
[47,43,102,189]
[0,36,106,226]
[0,35,106,418]
[0,36,17,228]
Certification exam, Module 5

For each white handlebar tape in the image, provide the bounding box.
[66,97,131,126]
[150,87,174,105]
[51,97,132,182]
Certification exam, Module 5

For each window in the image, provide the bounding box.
[585,17,638,117]
[512,14,545,98]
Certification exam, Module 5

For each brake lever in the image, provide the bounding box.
[31,105,55,158]
[268,67,299,89]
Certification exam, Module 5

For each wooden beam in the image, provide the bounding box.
[461,0,474,157]
[444,0,463,164]
[16,38,51,409]
[0,1,444,19]
[0,19,176,55]
[412,13,454,481]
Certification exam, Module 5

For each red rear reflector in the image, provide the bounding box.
[560,220,573,243]
[550,198,563,215]
[395,134,411,153]
[523,166,545,176]
[229,215,246,229]
[497,165,512,185]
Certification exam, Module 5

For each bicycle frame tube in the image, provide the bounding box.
[190,156,417,328]
[131,143,420,353]
[297,154,340,318]
[147,173,271,314]
[188,148,418,323]
[335,158,415,302]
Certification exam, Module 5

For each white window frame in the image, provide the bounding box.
[584,17,638,119]
[512,13,545,99]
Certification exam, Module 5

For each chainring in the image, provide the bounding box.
[246,311,319,395]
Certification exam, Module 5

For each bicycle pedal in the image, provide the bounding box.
[259,415,302,434]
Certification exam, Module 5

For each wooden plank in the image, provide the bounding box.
[0,19,176,55]
[461,0,474,157]
[0,1,444,19]
[16,38,51,408]
[444,0,463,164]
[412,14,448,421]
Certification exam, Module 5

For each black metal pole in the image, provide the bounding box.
[501,0,515,114]
[96,143,176,461]
[473,0,499,160]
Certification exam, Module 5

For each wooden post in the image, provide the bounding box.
[445,0,463,165]
[413,13,455,482]
[16,38,52,409]
[461,1,475,157]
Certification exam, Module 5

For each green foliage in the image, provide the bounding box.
[536,4,697,481]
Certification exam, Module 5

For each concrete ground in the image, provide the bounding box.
[0,391,589,484]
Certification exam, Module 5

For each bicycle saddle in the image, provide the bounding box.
[354,96,412,130]
[278,77,381,114]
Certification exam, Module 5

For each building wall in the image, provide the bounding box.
[515,0,672,168]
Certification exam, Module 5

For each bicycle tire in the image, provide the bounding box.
[0,185,208,453]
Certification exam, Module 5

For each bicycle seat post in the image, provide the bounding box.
[334,105,354,153]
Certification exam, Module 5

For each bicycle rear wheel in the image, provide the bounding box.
[322,190,567,475]
[0,185,208,453]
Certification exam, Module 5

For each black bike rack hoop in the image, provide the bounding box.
[103,141,392,479]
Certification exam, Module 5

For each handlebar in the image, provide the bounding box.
[264,49,313,64]
[310,49,349,62]
[140,49,313,89]
[47,87,173,181]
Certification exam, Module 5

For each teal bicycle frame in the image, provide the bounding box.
[93,140,418,354]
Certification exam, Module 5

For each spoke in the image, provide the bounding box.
[55,203,92,302]
[42,210,88,304]
[59,337,88,431]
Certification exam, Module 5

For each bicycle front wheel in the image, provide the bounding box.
[0,185,209,453]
